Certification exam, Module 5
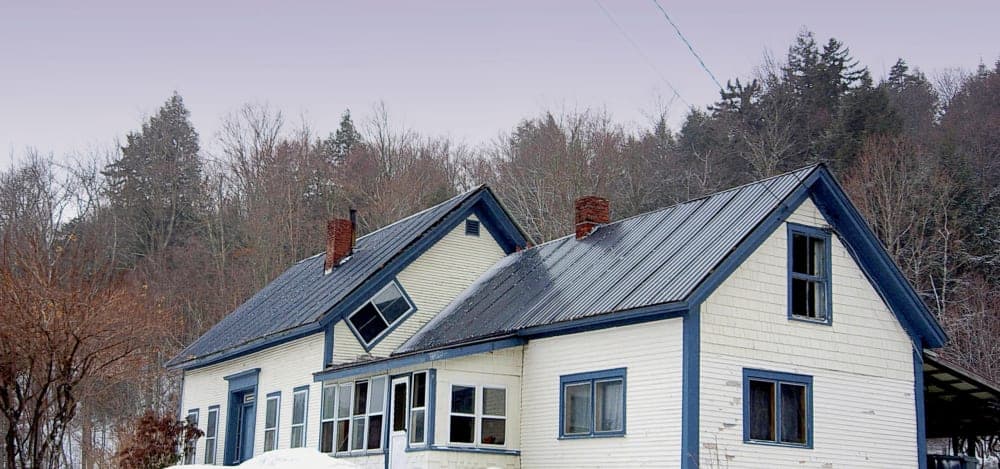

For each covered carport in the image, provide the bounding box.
[924,351,1000,469]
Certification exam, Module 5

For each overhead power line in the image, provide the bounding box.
[650,0,724,91]
[592,0,691,108]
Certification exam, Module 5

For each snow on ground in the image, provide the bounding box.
[166,448,359,469]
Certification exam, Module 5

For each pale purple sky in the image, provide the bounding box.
[2,1,997,166]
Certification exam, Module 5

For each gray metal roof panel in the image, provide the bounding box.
[398,166,818,354]
[169,187,481,366]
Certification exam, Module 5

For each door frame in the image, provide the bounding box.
[386,375,410,469]
[223,369,259,466]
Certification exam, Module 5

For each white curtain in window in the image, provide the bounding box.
[596,380,623,431]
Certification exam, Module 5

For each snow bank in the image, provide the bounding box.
[167,448,359,469]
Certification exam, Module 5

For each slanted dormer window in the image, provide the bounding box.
[347,281,415,346]
[787,223,832,323]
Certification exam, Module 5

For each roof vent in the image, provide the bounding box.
[575,196,610,239]
[325,209,356,272]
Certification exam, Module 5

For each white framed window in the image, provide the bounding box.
[319,376,388,454]
[184,409,199,464]
[203,406,219,464]
[409,371,428,445]
[290,386,308,448]
[263,393,280,452]
[448,385,506,447]
[320,383,337,453]
[346,281,415,346]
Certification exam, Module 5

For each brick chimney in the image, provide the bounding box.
[575,196,610,239]
[325,212,355,272]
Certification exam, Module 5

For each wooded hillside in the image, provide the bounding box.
[1,30,998,466]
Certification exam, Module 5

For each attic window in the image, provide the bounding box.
[465,219,480,237]
[347,281,415,346]
[787,223,832,324]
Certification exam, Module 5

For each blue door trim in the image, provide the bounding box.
[224,369,259,465]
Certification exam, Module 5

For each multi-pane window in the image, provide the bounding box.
[347,282,415,346]
[788,224,831,322]
[559,368,626,438]
[449,385,507,447]
[203,406,219,464]
[319,376,387,454]
[184,409,199,464]
[263,393,280,452]
[290,387,308,448]
[743,369,812,447]
[409,372,428,445]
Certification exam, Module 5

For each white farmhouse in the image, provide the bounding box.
[167,165,951,468]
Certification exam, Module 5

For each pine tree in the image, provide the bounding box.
[103,92,204,263]
[322,110,362,163]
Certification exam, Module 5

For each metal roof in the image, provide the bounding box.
[398,166,819,353]
[166,186,486,368]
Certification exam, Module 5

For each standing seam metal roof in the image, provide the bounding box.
[167,186,485,367]
[398,166,818,353]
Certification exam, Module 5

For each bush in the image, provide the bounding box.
[116,411,203,469]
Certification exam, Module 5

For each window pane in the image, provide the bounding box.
[792,234,809,274]
[320,421,334,453]
[350,303,388,343]
[481,417,505,445]
[791,278,810,317]
[412,372,426,408]
[265,398,278,428]
[409,409,425,444]
[563,382,592,435]
[451,386,475,414]
[351,417,366,450]
[369,377,386,414]
[595,379,624,432]
[780,383,807,444]
[322,386,336,420]
[204,440,216,464]
[748,380,776,441]
[264,429,276,452]
[337,384,352,418]
[449,416,475,443]
[206,410,218,437]
[354,381,368,415]
[373,284,411,323]
[291,426,304,448]
[367,415,383,449]
[483,388,505,416]
[293,391,307,424]
[392,383,407,432]
[335,420,349,452]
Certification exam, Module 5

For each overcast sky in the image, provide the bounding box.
[2,1,998,166]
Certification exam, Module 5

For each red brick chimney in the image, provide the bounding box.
[325,213,355,272]
[575,196,610,239]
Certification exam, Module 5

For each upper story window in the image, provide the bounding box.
[788,223,832,324]
[347,281,416,346]
[559,368,626,438]
[743,368,813,448]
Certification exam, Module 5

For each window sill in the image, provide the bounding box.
[332,450,384,458]
[558,432,626,440]
[743,439,812,450]
[406,445,520,456]
[788,315,832,326]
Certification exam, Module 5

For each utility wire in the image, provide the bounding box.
[592,0,691,108]
[650,0,724,91]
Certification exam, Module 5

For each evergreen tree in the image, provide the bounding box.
[322,110,362,163]
[103,93,204,263]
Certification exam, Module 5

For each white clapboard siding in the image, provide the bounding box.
[520,320,684,468]
[181,333,325,464]
[332,215,506,364]
[698,198,917,468]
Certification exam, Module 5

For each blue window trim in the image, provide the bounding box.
[787,222,833,325]
[558,368,627,439]
[343,279,419,352]
[742,368,813,449]
[291,385,309,448]
[204,405,220,465]
[263,391,281,452]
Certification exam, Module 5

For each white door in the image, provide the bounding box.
[389,377,409,469]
